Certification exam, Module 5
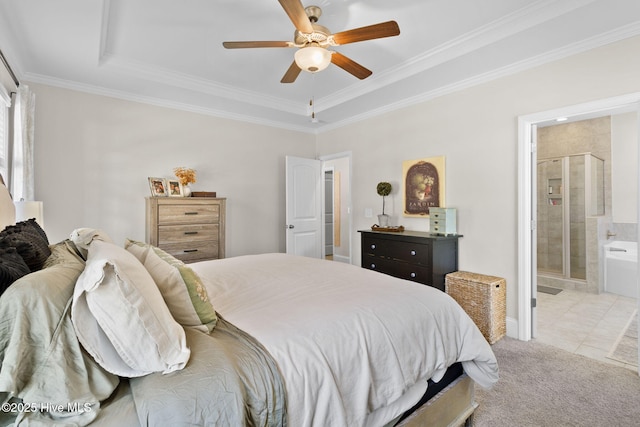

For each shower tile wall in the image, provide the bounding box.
[537,160,563,274]
[537,117,612,213]
[537,117,612,290]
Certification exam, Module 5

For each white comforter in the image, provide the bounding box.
[192,253,498,427]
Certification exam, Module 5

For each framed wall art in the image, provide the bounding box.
[148,177,168,197]
[403,156,445,217]
[167,179,183,197]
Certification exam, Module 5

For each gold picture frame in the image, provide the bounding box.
[403,156,445,217]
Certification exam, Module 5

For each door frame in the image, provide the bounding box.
[323,166,335,258]
[320,151,353,264]
[517,92,640,341]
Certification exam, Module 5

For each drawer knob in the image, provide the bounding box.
[184,249,199,253]
[184,231,198,235]
[410,250,416,256]
[371,244,376,250]
[410,272,416,278]
[370,263,376,269]
[184,212,199,215]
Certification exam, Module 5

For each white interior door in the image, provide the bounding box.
[285,156,322,258]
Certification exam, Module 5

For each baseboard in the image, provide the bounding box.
[506,316,518,339]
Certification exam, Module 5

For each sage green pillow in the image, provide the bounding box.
[124,239,217,333]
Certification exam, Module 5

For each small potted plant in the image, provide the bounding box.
[376,182,392,226]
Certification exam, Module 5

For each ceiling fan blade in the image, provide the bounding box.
[281,61,302,83]
[223,41,292,49]
[331,52,372,80]
[278,0,314,34]
[331,21,400,45]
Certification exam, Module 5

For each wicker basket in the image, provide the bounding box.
[445,271,506,344]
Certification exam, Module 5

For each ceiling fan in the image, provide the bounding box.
[222,0,400,83]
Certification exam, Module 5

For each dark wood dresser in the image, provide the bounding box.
[359,230,461,291]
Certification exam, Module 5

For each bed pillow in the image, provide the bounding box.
[0,246,31,294]
[70,227,114,259]
[72,239,190,377]
[124,239,217,333]
[0,240,119,424]
[0,219,51,272]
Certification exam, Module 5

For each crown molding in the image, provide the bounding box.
[22,72,316,134]
[100,53,305,115]
[314,0,598,113]
[315,21,640,133]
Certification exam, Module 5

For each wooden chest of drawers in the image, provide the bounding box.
[146,197,226,263]
[359,230,461,291]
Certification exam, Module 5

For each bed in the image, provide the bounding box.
[0,188,498,426]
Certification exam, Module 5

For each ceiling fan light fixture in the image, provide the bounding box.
[294,45,331,73]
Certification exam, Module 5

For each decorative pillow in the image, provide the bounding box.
[72,240,190,377]
[125,239,217,333]
[0,246,30,294]
[0,219,51,272]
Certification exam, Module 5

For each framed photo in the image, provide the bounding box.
[167,179,183,197]
[148,177,168,197]
[403,156,445,217]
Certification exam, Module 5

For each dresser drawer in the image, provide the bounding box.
[158,204,219,224]
[160,241,219,263]
[158,224,219,244]
[363,255,433,285]
[363,237,431,265]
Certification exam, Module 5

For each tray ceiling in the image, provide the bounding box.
[0,0,639,133]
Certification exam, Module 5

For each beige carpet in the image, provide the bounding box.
[607,310,638,367]
[474,337,640,427]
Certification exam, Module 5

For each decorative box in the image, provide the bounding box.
[429,207,457,235]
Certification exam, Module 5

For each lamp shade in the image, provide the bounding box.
[14,200,44,228]
[294,45,332,73]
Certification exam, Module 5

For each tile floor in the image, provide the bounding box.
[535,287,638,371]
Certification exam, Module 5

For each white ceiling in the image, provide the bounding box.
[1,0,639,133]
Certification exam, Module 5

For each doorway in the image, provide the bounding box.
[534,117,638,369]
[324,169,334,260]
[517,93,640,367]
[321,152,352,264]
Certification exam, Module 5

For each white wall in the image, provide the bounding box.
[317,35,640,331]
[31,84,315,255]
[611,112,638,223]
[28,34,640,333]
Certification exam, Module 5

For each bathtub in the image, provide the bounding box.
[604,241,638,298]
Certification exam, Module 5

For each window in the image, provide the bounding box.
[0,97,8,182]
[1,49,19,188]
